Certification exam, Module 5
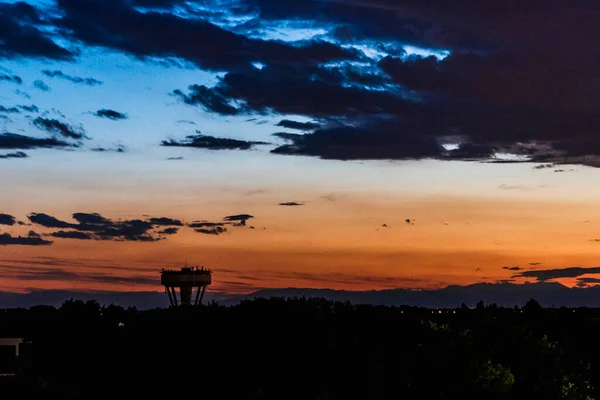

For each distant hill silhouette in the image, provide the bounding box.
[2,282,600,309]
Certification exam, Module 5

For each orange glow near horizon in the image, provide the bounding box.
[4,170,600,295]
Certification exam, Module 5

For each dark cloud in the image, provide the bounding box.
[147,217,183,226]
[164,1,600,165]
[94,109,128,120]
[72,212,111,225]
[188,222,226,228]
[502,266,523,271]
[223,214,254,222]
[56,0,359,71]
[0,74,22,84]
[28,212,74,229]
[28,230,41,238]
[19,104,38,113]
[49,230,93,240]
[577,277,600,284]
[0,106,20,114]
[0,232,52,246]
[0,214,16,226]
[276,120,321,131]
[28,212,179,242]
[0,2,73,60]
[0,151,28,159]
[158,227,179,235]
[0,104,37,114]
[513,267,600,281]
[279,202,304,206]
[33,80,51,92]
[194,227,227,235]
[271,124,441,160]
[161,133,268,150]
[175,64,416,118]
[41,70,103,86]
[90,145,125,153]
[173,86,240,115]
[223,214,254,227]
[32,117,86,140]
[1,0,595,165]
[0,133,73,150]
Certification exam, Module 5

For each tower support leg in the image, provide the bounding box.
[198,285,207,305]
[170,287,178,306]
[165,287,174,307]
[194,286,201,305]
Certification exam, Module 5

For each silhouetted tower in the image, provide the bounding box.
[160,266,212,306]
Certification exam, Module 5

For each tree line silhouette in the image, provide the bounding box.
[0,297,598,399]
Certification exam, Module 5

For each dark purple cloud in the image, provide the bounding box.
[0,133,73,150]
[0,214,16,226]
[32,117,86,140]
[0,232,52,246]
[513,267,600,281]
[0,2,73,60]
[161,133,268,150]
[93,109,128,120]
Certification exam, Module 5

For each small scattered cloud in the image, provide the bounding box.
[0,151,27,159]
[0,105,20,114]
[188,222,226,228]
[32,117,86,140]
[166,156,183,160]
[93,109,128,120]
[33,80,50,92]
[502,266,523,271]
[0,74,22,84]
[49,230,93,240]
[41,70,103,86]
[276,120,320,131]
[0,214,16,226]
[533,164,555,170]
[90,145,125,153]
[0,133,73,150]
[173,85,240,115]
[513,267,600,281]
[279,202,304,206]
[0,232,52,246]
[19,104,38,113]
[159,227,179,235]
[577,277,600,284]
[195,227,227,235]
[147,217,183,226]
[161,133,268,150]
[223,214,254,227]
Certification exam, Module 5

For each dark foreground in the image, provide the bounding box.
[0,298,598,399]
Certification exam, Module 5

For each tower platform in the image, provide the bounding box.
[160,267,212,306]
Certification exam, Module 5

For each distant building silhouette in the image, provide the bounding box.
[0,338,27,376]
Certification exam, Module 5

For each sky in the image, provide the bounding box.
[2,0,600,299]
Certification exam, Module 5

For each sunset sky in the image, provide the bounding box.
[2,0,600,298]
